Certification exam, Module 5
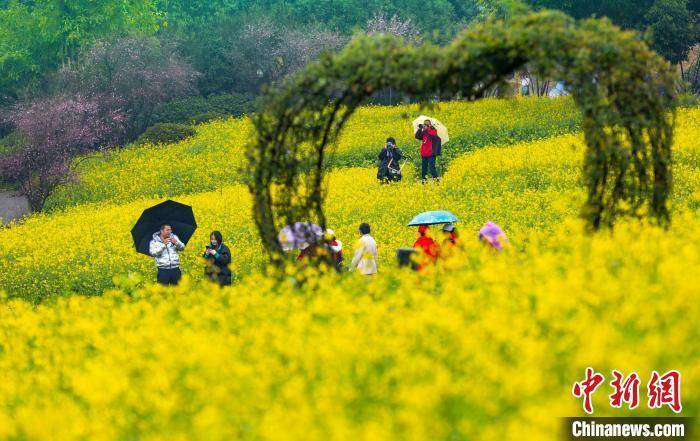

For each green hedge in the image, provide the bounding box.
[151,93,256,125]
[0,131,25,156]
[47,98,584,209]
[0,132,25,185]
[135,123,196,146]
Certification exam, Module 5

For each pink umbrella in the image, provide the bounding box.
[278,222,324,251]
[478,221,507,250]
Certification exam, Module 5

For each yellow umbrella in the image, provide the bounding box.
[412,115,449,145]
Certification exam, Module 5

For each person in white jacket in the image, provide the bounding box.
[149,224,186,285]
[349,223,378,276]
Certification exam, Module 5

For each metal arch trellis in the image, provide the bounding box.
[247,11,676,267]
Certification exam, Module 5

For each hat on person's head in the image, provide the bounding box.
[478,221,506,250]
[418,225,429,234]
[442,223,455,232]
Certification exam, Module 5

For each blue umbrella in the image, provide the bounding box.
[407,210,458,226]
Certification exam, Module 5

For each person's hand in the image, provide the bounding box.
[170,236,178,245]
[207,248,216,256]
[164,237,171,245]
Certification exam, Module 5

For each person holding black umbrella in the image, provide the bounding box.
[149,224,186,285]
[132,200,197,285]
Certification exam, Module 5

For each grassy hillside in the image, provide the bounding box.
[46,98,580,209]
[1,108,698,302]
[0,212,698,440]
[0,100,698,440]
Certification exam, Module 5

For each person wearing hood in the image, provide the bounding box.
[440,223,459,257]
[149,223,186,285]
[203,230,232,286]
[377,137,404,182]
[325,229,344,271]
[413,225,440,270]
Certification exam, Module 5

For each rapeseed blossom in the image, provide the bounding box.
[0,101,697,440]
[46,97,580,209]
[0,215,698,440]
[1,107,696,302]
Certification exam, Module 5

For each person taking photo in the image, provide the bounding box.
[415,119,440,181]
[377,137,404,182]
[203,230,232,286]
[149,224,186,285]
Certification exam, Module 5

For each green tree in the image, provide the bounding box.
[155,0,241,29]
[525,0,699,64]
[0,4,48,103]
[476,0,529,20]
[646,0,698,64]
[0,0,162,104]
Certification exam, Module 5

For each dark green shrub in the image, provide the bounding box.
[0,131,26,155]
[0,119,13,139]
[135,123,196,146]
[1,131,25,189]
[676,93,699,108]
[151,93,255,125]
[189,112,223,125]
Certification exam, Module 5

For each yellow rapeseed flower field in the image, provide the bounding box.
[1,107,697,301]
[46,97,580,209]
[0,215,698,440]
[0,101,698,440]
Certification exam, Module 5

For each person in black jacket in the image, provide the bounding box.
[377,137,404,182]
[203,231,232,286]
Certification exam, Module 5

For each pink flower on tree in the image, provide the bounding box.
[0,95,124,211]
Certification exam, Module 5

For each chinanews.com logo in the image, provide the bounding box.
[563,368,693,440]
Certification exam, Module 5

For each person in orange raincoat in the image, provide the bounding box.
[413,225,440,270]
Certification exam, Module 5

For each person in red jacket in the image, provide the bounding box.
[413,225,440,270]
[414,119,439,181]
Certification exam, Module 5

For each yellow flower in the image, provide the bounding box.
[0,101,698,440]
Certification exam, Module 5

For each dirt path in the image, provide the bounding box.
[0,190,29,225]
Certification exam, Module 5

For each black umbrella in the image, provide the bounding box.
[131,200,197,256]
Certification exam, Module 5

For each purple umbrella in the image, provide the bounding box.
[478,221,507,250]
[278,222,324,251]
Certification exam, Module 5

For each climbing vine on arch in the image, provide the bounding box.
[247,10,676,266]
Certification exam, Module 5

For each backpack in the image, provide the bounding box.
[431,134,442,156]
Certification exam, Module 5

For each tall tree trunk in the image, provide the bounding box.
[691,58,700,92]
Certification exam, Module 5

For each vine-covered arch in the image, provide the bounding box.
[248,11,675,265]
